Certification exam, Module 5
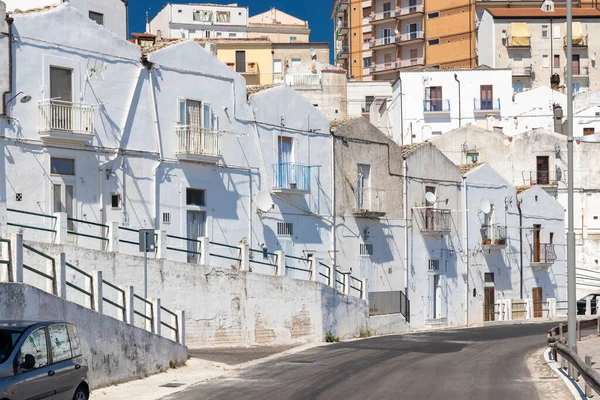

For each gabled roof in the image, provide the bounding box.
[247,83,283,99]
[9,4,59,15]
[488,8,600,18]
[458,163,486,176]
[401,142,427,157]
[141,39,187,55]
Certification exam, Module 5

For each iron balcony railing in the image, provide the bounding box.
[354,188,386,214]
[420,208,451,233]
[227,62,259,74]
[176,125,222,157]
[565,65,589,76]
[473,98,501,112]
[336,46,350,61]
[369,35,400,48]
[532,243,557,264]
[481,225,507,246]
[272,163,311,191]
[38,99,95,134]
[525,170,558,186]
[370,61,400,73]
[289,73,321,87]
[511,66,532,77]
[423,99,451,113]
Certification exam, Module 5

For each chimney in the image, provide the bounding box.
[553,103,564,134]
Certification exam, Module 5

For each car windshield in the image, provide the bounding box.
[0,329,22,364]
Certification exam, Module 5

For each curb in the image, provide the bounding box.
[544,347,586,399]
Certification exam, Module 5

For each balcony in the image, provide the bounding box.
[423,99,451,115]
[398,31,425,44]
[399,57,425,68]
[288,73,322,88]
[336,46,350,61]
[370,61,400,74]
[353,188,386,218]
[564,35,587,48]
[507,36,531,49]
[524,170,559,186]
[176,125,222,163]
[397,4,424,19]
[369,35,400,49]
[531,243,556,269]
[481,225,507,251]
[473,98,501,115]
[511,66,532,77]
[336,20,349,37]
[227,62,259,75]
[370,9,398,24]
[565,65,589,78]
[38,99,96,145]
[420,208,451,236]
[272,163,311,194]
[336,0,349,13]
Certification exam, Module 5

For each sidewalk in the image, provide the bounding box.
[90,344,317,399]
[572,336,600,396]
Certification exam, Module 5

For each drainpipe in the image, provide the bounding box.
[331,131,337,267]
[517,198,524,299]
[462,175,469,326]
[1,16,14,117]
[403,156,409,300]
[146,62,164,229]
[124,1,129,39]
[454,73,462,128]
[399,76,404,146]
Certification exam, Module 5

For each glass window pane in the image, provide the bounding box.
[67,325,82,357]
[50,67,73,102]
[50,158,75,175]
[53,184,62,214]
[48,325,72,363]
[20,328,48,369]
[65,185,74,231]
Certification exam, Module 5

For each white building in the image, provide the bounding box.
[3,0,127,38]
[346,80,392,118]
[0,3,334,275]
[376,68,514,144]
[462,163,565,324]
[149,3,249,40]
[478,8,600,94]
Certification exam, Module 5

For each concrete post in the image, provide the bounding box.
[199,237,210,266]
[578,320,582,342]
[361,278,368,302]
[526,298,533,319]
[84,272,93,310]
[507,299,513,321]
[152,298,161,336]
[92,270,103,314]
[343,273,350,296]
[239,243,250,272]
[46,253,56,295]
[275,250,285,277]
[55,253,66,299]
[586,356,593,398]
[155,230,167,260]
[176,310,185,346]
[310,256,320,282]
[548,298,557,319]
[10,233,23,283]
[0,202,7,235]
[54,212,68,245]
[123,285,135,325]
[330,267,336,289]
[586,298,592,317]
[108,222,119,253]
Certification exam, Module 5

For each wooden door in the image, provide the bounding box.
[533,224,541,262]
[236,51,246,73]
[410,49,418,65]
[536,156,549,184]
[484,287,495,322]
[533,287,543,318]
[572,54,580,75]
[480,85,493,110]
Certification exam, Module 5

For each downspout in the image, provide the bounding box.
[1,16,14,117]
[331,130,337,267]
[124,1,129,39]
[399,76,404,146]
[403,156,409,299]
[146,59,164,229]
[462,175,469,326]
[550,18,553,77]
[517,198,524,299]
[454,73,462,128]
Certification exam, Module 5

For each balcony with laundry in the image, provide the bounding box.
[481,225,507,251]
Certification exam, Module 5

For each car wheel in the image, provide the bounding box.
[73,386,89,400]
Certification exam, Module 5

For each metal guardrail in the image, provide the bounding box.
[166,234,202,256]
[249,248,278,269]
[285,254,311,274]
[67,217,109,242]
[160,306,179,342]
[7,208,57,234]
[369,290,410,322]
[65,262,93,299]
[209,241,242,263]
[22,244,56,282]
[554,341,600,396]
[319,261,332,286]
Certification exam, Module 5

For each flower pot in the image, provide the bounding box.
[289,183,297,189]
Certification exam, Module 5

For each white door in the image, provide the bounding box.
[53,183,75,241]
[381,28,391,44]
[277,136,293,188]
[435,275,442,319]
[359,256,373,293]
[187,211,206,263]
[357,164,371,210]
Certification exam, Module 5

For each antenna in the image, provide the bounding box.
[425,192,437,204]
[255,191,274,213]
[310,48,316,58]
[479,198,492,214]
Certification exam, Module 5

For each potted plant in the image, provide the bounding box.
[226,62,234,67]
[497,237,506,246]
[289,183,297,189]
[482,238,491,246]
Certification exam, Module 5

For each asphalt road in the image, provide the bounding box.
[167,322,569,400]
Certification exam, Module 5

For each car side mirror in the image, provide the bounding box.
[20,354,35,370]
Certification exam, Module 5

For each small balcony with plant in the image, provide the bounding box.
[272,163,311,194]
[531,243,556,270]
[481,225,507,251]
[473,98,501,115]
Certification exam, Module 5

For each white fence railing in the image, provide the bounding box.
[38,99,95,134]
[289,73,321,87]
[355,188,386,213]
[176,125,222,157]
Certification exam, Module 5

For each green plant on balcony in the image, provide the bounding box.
[495,237,507,246]
[482,238,492,246]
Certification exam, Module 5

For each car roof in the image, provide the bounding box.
[0,321,72,332]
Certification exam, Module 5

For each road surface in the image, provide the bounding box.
[166,322,568,400]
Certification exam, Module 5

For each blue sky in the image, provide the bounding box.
[130,1,334,59]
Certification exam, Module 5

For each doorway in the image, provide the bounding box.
[236,51,246,73]
[187,211,206,263]
[484,286,495,322]
[480,85,493,110]
[50,66,73,130]
[53,183,75,242]
[533,224,541,262]
[410,49,418,65]
[572,54,580,75]
[533,287,543,318]
[429,273,441,319]
[536,156,550,184]
[277,136,293,188]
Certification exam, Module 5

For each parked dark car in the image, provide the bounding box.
[577,294,600,315]
[0,321,89,400]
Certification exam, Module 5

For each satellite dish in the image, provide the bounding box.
[425,192,437,204]
[479,198,492,214]
[256,191,273,213]
[310,48,316,57]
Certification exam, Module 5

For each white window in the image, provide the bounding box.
[216,32,222,38]
[178,99,214,130]
[381,28,391,44]
[194,10,213,22]
[542,25,549,38]
[273,59,282,74]
[291,58,301,67]
[553,25,561,39]
[216,11,231,23]
[542,54,549,68]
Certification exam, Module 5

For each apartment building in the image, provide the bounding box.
[248,7,311,42]
[150,3,249,39]
[478,8,600,94]
[332,0,372,81]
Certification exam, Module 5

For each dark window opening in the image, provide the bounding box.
[186,188,206,206]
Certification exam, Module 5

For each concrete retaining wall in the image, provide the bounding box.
[20,241,373,347]
[0,282,188,389]
[367,314,409,337]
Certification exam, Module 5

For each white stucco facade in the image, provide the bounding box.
[346,80,392,119]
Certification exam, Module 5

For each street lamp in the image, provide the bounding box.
[542,0,575,353]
